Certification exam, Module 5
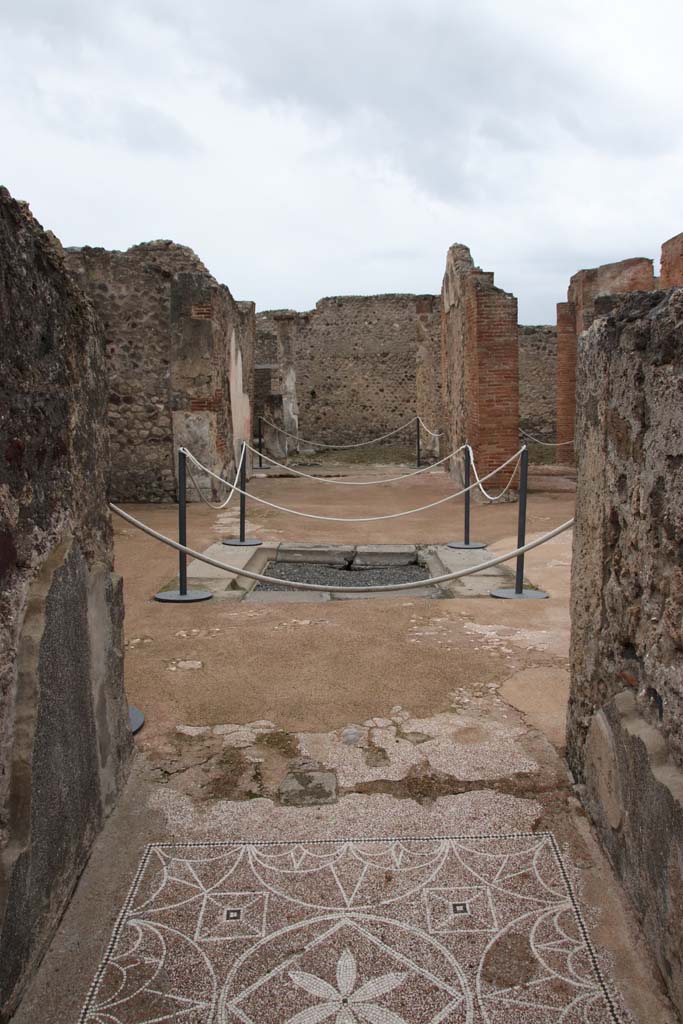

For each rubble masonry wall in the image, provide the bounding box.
[66,243,254,501]
[0,188,132,1020]
[256,295,437,449]
[568,287,683,1014]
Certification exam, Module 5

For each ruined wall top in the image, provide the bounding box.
[661,233,683,288]
[566,256,655,331]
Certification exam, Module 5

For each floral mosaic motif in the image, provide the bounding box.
[80,834,621,1023]
[287,948,408,1023]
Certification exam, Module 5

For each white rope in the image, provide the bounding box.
[520,430,574,447]
[110,503,574,593]
[468,445,523,502]
[185,445,245,510]
[180,446,525,523]
[261,416,417,449]
[245,441,464,485]
[418,417,443,438]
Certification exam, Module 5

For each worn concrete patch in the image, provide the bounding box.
[499,667,570,748]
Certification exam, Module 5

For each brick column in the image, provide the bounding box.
[471,280,519,484]
[661,233,683,288]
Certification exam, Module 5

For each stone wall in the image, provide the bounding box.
[256,294,437,450]
[0,188,132,1020]
[567,287,683,1014]
[518,325,557,445]
[440,244,519,485]
[414,296,443,458]
[555,256,655,459]
[66,243,254,502]
[661,233,683,288]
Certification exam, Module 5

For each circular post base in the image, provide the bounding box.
[447,541,488,550]
[154,589,214,602]
[129,706,145,734]
[222,538,262,547]
[490,587,549,600]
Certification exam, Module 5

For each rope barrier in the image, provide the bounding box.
[520,430,574,447]
[185,445,245,510]
[261,416,418,450]
[110,503,574,593]
[245,441,465,485]
[180,446,526,523]
[417,417,443,438]
[468,445,523,502]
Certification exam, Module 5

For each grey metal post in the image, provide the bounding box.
[239,442,247,543]
[222,441,262,547]
[514,447,529,594]
[178,449,188,594]
[258,417,263,468]
[491,445,548,599]
[464,446,471,546]
[416,418,421,468]
[447,446,486,550]
[154,449,213,602]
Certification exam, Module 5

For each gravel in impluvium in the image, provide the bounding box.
[254,561,431,591]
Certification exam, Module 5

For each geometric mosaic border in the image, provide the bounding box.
[79,832,621,1023]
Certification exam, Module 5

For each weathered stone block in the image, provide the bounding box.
[352,545,417,567]
[279,761,338,805]
[276,543,355,565]
[582,692,683,1012]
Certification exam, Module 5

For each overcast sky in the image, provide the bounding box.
[2,0,681,322]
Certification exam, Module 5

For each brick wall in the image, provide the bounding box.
[441,244,519,485]
[661,233,683,288]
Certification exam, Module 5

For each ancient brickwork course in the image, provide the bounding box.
[440,244,519,485]
[556,257,655,459]
[661,232,683,288]
[66,243,255,502]
[518,325,557,444]
[0,189,132,1019]
[568,288,683,1015]
[256,295,437,449]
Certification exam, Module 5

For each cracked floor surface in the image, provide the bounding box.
[11,464,678,1023]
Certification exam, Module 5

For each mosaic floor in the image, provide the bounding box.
[80,834,620,1023]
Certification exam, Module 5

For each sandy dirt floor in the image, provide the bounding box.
[12,461,678,1023]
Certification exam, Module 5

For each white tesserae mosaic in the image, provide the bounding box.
[80,833,620,1023]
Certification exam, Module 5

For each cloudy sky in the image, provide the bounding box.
[2,0,681,322]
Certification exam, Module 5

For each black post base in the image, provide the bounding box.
[447,541,488,550]
[490,587,549,600]
[221,538,263,547]
[154,589,214,602]
[129,706,145,734]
